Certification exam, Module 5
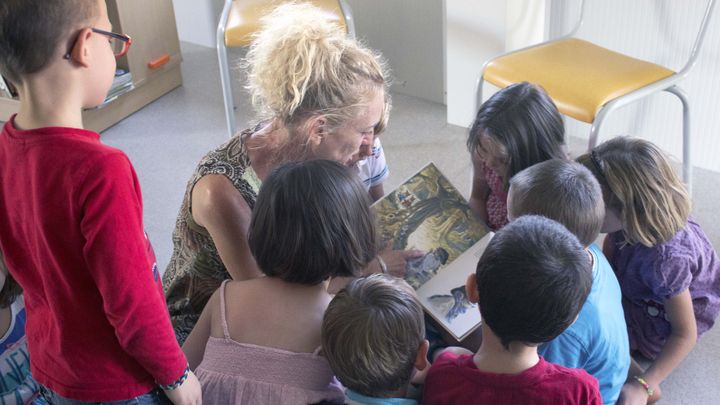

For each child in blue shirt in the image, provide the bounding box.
[507,159,630,404]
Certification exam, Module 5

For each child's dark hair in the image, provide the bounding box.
[509,159,604,247]
[322,274,424,398]
[248,160,378,284]
[0,252,21,308]
[0,0,99,83]
[467,82,565,186]
[475,215,592,350]
[0,274,22,309]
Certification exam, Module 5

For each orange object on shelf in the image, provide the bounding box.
[148,54,170,70]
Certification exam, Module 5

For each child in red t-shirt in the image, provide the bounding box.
[0,0,200,403]
[423,216,602,404]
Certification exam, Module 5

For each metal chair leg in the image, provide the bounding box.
[588,102,614,150]
[665,85,692,194]
[217,40,237,139]
[475,75,485,116]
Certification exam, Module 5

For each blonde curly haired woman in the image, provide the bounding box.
[163,2,390,344]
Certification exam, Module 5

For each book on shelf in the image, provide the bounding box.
[372,162,494,341]
[91,69,134,110]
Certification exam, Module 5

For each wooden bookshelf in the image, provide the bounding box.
[0,0,183,133]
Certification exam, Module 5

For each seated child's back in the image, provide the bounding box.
[508,159,629,404]
[424,216,602,404]
[182,160,378,405]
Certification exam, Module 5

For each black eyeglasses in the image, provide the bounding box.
[91,28,132,58]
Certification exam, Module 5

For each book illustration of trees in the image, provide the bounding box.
[374,164,486,272]
[372,163,489,341]
[428,285,474,323]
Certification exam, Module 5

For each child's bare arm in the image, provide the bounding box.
[469,153,491,225]
[191,175,262,282]
[183,290,217,370]
[642,290,697,385]
[618,289,696,404]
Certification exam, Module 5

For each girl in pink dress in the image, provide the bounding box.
[182,160,378,405]
[468,82,567,230]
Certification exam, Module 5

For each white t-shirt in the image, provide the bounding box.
[0,297,42,404]
[355,138,389,191]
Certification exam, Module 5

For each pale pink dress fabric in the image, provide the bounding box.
[195,280,344,404]
[482,160,508,231]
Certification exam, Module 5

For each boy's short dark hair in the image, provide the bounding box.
[322,274,425,398]
[475,215,592,350]
[509,159,604,247]
[0,0,98,83]
[248,160,377,284]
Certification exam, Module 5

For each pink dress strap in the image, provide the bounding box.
[219,279,231,339]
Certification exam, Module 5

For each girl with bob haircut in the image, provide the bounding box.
[467,82,566,231]
[182,160,378,404]
[163,2,391,344]
[578,137,720,404]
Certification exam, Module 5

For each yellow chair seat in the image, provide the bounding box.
[484,38,675,123]
[225,0,348,47]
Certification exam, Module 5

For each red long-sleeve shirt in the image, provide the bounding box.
[0,117,186,401]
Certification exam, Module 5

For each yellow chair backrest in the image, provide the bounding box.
[224,0,350,48]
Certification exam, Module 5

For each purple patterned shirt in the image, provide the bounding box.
[607,218,720,358]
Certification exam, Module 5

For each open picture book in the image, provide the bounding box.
[372,162,494,341]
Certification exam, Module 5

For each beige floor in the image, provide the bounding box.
[100,42,720,404]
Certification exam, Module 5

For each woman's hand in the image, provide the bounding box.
[378,243,424,278]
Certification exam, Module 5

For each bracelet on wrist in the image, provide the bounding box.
[377,255,388,274]
[158,364,190,391]
[632,376,654,397]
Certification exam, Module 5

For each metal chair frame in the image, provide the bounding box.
[475,0,716,193]
[216,0,356,140]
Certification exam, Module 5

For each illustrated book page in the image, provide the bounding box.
[372,162,494,341]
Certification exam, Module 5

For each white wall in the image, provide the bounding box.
[549,0,720,172]
[445,0,547,127]
[445,1,505,127]
[172,0,222,48]
[346,0,445,104]
[171,0,446,103]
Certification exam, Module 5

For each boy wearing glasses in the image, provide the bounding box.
[0,1,200,404]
